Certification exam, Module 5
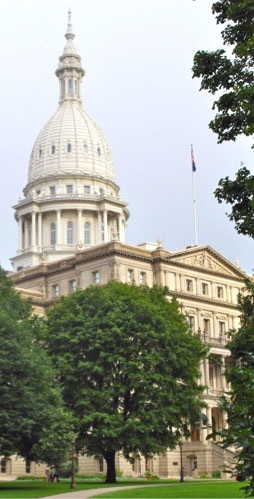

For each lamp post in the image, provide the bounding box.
[70,437,76,489]
[179,442,184,483]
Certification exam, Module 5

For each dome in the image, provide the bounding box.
[28,102,115,184]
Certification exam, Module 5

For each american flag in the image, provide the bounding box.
[191,145,196,172]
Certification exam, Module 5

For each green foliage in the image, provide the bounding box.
[46,281,206,483]
[192,0,254,147]
[212,470,221,478]
[214,167,254,238]
[218,279,254,495]
[0,267,72,464]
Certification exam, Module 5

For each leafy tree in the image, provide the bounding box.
[218,279,254,496]
[214,166,254,239]
[46,281,207,483]
[192,1,254,238]
[0,267,72,466]
[192,0,254,147]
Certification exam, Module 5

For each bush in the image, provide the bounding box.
[59,461,78,478]
[212,470,221,478]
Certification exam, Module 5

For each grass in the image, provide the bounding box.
[94,481,246,498]
[0,479,246,499]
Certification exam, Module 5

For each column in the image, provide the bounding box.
[77,209,82,245]
[118,214,122,241]
[31,211,36,248]
[175,273,180,291]
[204,358,210,391]
[103,209,108,242]
[56,210,61,246]
[18,215,23,251]
[38,213,42,249]
[24,219,29,249]
[97,212,100,244]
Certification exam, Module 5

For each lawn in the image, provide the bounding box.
[95,481,246,499]
[0,479,246,499]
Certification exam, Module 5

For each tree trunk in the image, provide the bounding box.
[104,450,117,483]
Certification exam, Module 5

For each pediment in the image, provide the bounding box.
[170,245,247,279]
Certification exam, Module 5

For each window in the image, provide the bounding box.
[84,222,91,245]
[51,144,56,154]
[186,279,193,292]
[39,148,43,158]
[201,282,208,295]
[217,286,224,299]
[127,269,134,283]
[140,272,146,285]
[50,186,56,195]
[25,459,31,474]
[219,321,226,336]
[98,457,104,472]
[67,221,73,244]
[187,315,195,328]
[84,185,90,194]
[203,318,210,334]
[66,185,73,194]
[93,271,100,284]
[52,284,59,297]
[50,223,56,246]
[1,459,6,473]
[69,280,76,294]
[67,143,72,153]
[83,144,88,154]
[97,146,101,156]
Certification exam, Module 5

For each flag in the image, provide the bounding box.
[191,145,196,172]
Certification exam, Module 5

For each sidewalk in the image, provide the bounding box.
[44,484,148,499]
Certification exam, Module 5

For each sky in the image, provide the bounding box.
[0,0,253,274]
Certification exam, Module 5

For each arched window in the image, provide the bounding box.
[83,144,88,154]
[67,143,72,153]
[97,147,101,156]
[84,222,91,245]
[50,223,56,246]
[67,221,73,245]
[51,144,56,154]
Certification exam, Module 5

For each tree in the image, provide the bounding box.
[0,267,72,466]
[214,166,254,239]
[192,1,254,239]
[46,281,207,483]
[218,279,254,496]
[192,0,254,147]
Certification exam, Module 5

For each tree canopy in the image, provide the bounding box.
[46,281,207,483]
[0,268,72,465]
[218,279,254,496]
[192,0,254,147]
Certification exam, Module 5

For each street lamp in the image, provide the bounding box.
[179,442,184,483]
[70,437,76,489]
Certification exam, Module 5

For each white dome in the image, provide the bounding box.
[28,101,115,184]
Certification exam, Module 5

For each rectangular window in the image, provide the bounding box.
[1,459,6,473]
[203,318,210,334]
[217,286,224,299]
[140,272,146,285]
[187,315,195,328]
[84,185,90,194]
[127,269,134,283]
[84,222,91,245]
[186,279,193,292]
[201,282,208,295]
[93,271,100,284]
[101,223,105,242]
[50,186,56,195]
[98,457,104,472]
[67,221,73,245]
[52,284,59,297]
[25,459,31,474]
[66,185,73,194]
[219,321,226,336]
[69,280,76,294]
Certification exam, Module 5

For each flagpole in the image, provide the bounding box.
[191,144,198,246]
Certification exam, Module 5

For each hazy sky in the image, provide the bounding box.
[1,0,253,273]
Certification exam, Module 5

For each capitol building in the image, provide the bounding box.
[2,12,246,479]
